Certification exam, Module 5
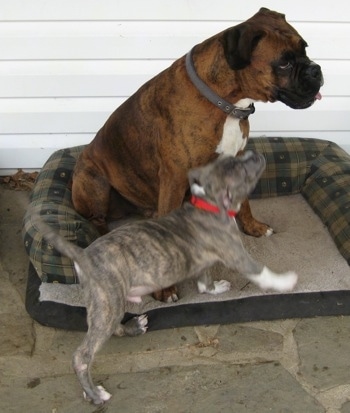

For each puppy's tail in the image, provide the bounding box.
[32,217,84,263]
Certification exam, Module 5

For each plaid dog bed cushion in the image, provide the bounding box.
[247,137,331,197]
[22,137,350,286]
[300,142,350,264]
[22,146,100,284]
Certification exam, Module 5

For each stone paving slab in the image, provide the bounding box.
[0,363,325,413]
[295,317,350,391]
[1,185,350,412]
[342,401,350,413]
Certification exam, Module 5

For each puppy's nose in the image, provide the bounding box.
[240,150,255,161]
[241,150,262,163]
[243,150,266,168]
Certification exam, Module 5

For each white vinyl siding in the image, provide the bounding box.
[0,0,349,173]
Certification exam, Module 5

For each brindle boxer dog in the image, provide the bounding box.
[72,7,323,301]
[38,151,298,405]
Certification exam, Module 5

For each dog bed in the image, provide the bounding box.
[23,137,350,331]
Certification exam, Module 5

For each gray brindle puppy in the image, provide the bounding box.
[37,151,298,405]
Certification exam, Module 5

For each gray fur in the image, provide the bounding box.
[35,151,297,404]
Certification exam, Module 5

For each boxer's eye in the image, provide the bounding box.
[279,62,293,70]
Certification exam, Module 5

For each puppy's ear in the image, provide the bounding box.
[188,167,206,196]
[188,167,201,186]
[215,187,233,224]
[222,25,265,70]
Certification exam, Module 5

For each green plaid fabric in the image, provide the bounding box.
[22,146,99,284]
[247,137,350,264]
[22,138,350,285]
[301,142,350,265]
[246,137,331,198]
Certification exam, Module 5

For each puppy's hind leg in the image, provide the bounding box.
[73,326,114,405]
[73,299,123,405]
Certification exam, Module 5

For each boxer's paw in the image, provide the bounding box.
[241,219,274,237]
[153,286,179,303]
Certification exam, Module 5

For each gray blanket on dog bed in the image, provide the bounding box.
[39,194,350,311]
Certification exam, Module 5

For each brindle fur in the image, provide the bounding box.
[37,151,298,405]
[72,8,323,235]
[71,8,322,302]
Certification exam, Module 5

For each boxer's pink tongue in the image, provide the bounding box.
[315,92,322,100]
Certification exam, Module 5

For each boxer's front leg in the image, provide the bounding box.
[157,166,188,217]
[237,198,273,237]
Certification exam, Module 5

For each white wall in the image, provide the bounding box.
[1,0,350,174]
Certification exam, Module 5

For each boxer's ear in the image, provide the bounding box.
[222,25,265,70]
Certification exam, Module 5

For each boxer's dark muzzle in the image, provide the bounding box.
[275,60,324,109]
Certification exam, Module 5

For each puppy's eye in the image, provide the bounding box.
[279,62,293,70]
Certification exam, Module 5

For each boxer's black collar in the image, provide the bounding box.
[190,195,237,218]
[185,47,255,119]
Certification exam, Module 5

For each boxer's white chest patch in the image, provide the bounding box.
[215,98,254,156]
[216,116,246,156]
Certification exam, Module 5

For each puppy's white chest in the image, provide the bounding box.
[216,116,247,156]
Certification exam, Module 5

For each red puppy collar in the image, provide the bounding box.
[190,195,237,218]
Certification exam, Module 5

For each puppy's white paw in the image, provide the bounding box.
[137,314,148,333]
[97,385,112,402]
[248,267,298,292]
[123,315,148,336]
[274,271,298,292]
[83,385,111,405]
[198,279,231,295]
[213,280,231,294]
